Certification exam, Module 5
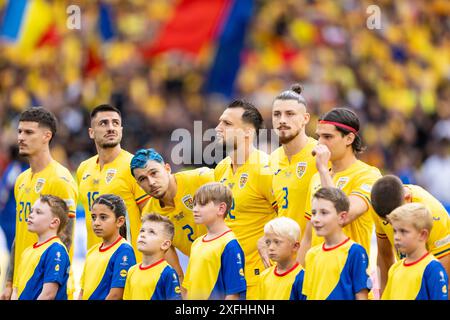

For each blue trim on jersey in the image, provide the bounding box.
[416,260,448,300]
[151,265,182,300]
[88,244,136,300]
[289,269,306,300]
[327,244,371,300]
[209,239,247,300]
[19,243,70,300]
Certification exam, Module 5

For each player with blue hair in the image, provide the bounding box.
[131,148,214,294]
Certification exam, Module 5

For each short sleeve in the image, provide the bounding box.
[349,169,381,207]
[161,266,182,300]
[348,244,371,294]
[47,176,78,217]
[290,269,306,300]
[111,245,136,288]
[221,240,247,297]
[424,261,448,300]
[43,244,70,286]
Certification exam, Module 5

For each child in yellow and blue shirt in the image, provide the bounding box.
[382,203,448,300]
[12,195,70,300]
[183,182,246,300]
[79,194,136,300]
[124,213,181,300]
[258,217,305,300]
[303,187,371,300]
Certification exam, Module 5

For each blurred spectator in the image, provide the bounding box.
[0,0,448,183]
[419,138,450,211]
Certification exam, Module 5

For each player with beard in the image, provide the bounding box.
[269,84,318,236]
[76,105,150,261]
[0,107,77,300]
[214,99,277,299]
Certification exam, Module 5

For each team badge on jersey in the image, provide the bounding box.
[336,177,349,190]
[105,169,117,184]
[182,195,194,210]
[35,178,45,193]
[239,173,248,189]
[296,162,307,179]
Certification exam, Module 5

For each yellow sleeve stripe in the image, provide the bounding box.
[350,191,371,206]
[305,211,311,220]
[433,247,450,259]
[136,194,151,204]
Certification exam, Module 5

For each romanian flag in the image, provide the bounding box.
[142,0,254,98]
[0,0,59,53]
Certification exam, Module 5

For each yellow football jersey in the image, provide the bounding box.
[258,263,305,300]
[304,160,382,255]
[81,237,136,300]
[123,259,181,300]
[382,253,448,300]
[142,167,213,256]
[77,149,150,261]
[14,160,78,286]
[373,185,450,259]
[183,230,246,300]
[302,238,371,300]
[270,137,317,232]
[215,149,277,289]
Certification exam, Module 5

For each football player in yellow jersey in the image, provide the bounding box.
[270,83,317,234]
[76,105,150,261]
[371,175,450,295]
[0,108,77,300]
[298,108,382,265]
[214,99,277,299]
[130,148,213,285]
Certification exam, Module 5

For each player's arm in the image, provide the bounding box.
[78,289,83,300]
[0,238,15,300]
[225,293,240,300]
[10,287,18,300]
[165,246,184,291]
[297,221,312,266]
[257,236,271,268]
[341,195,369,226]
[137,198,149,212]
[355,289,368,300]
[313,144,333,188]
[105,287,124,300]
[376,235,395,295]
[37,283,59,300]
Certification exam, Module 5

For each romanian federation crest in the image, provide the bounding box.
[239,173,248,189]
[336,177,349,190]
[182,195,194,210]
[296,162,307,179]
[35,178,46,193]
[105,169,117,184]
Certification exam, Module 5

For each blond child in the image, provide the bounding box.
[382,203,448,300]
[258,217,305,300]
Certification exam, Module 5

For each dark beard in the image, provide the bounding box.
[101,142,119,148]
[278,130,300,144]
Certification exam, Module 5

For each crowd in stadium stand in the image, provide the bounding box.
[0,0,449,210]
